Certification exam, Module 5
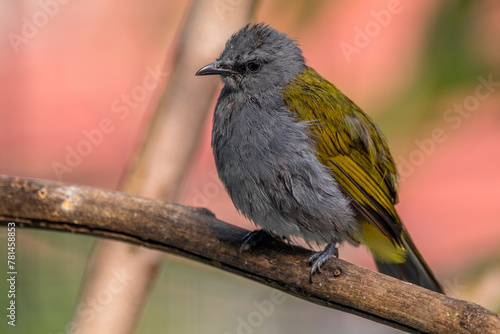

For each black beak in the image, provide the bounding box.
[195,61,235,76]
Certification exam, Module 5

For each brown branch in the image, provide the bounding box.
[1,176,499,334]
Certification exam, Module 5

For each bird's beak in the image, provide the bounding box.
[195,61,234,76]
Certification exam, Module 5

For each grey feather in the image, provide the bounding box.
[212,85,359,247]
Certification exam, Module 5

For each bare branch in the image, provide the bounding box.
[1,176,499,333]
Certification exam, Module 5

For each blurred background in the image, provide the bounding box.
[1,0,500,333]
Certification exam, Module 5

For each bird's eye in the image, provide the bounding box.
[246,60,262,73]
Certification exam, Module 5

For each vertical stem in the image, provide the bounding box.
[72,1,257,333]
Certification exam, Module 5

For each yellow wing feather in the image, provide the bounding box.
[282,66,404,257]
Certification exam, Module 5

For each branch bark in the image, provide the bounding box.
[1,176,499,334]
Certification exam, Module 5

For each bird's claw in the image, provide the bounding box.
[308,243,338,283]
[239,230,269,258]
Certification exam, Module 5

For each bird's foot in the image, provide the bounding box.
[239,230,270,257]
[308,243,338,283]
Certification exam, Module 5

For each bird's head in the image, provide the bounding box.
[196,23,305,93]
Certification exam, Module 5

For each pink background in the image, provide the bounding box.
[1,1,499,331]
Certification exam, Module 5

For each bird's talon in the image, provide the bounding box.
[238,230,269,257]
[308,243,338,282]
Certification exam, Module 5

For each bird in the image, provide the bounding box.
[195,23,443,293]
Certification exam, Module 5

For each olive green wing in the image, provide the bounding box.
[282,66,402,242]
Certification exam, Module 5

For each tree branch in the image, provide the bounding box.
[1,176,499,333]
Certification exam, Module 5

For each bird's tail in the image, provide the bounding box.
[360,222,444,293]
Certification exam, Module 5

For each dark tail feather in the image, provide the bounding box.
[375,230,444,294]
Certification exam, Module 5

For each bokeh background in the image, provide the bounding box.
[1,0,500,333]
